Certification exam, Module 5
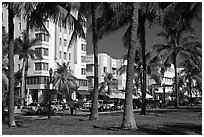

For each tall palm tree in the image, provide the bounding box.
[96,2,162,116]
[153,3,201,107]
[53,62,78,99]
[120,2,139,129]
[89,2,100,120]
[99,72,118,95]
[7,3,19,127]
[14,31,42,106]
[178,59,201,101]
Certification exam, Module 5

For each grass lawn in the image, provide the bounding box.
[2,106,202,135]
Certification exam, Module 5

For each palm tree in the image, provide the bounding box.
[153,3,201,107]
[96,2,163,116]
[53,62,79,100]
[7,3,18,127]
[14,31,42,107]
[99,72,118,95]
[120,2,139,129]
[178,59,201,102]
[3,2,75,127]
[153,2,202,107]
[88,2,100,120]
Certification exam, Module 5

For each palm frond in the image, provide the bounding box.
[152,44,171,53]
[122,25,131,49]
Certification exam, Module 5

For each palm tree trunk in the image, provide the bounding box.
[139,9,147,115]
[8,6,16,127]
[173,55,179,108]
[121,2,139,129]
[189,77,192,106]
[89,2,99,120]
[163,84,166,106]
[21,58,26,107]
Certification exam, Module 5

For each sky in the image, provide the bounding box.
[86,15,202,59]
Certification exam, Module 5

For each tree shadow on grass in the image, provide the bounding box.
[138,123,202,135]
[92,123,202,135]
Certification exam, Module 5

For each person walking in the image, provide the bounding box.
[69,99,75,115]
[74,100,78,114]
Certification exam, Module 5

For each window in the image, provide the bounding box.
[79,79,88,87]
[64,52,67,60]
[103,67,107,73]
[86,65,93,72]
[35,48,42,56]
[60,24,62,32]
[45,20,49,28]
[35,63,48,71]
[81,68,86,75]
[64,39,67,47]
[44,48,49,56]
[69,53,71,60]
[43,63,48,70]
[81,56,86,63]
[35,33,49,42]
[81,44,86,51]
[65,25,67,34]
[35,63,41,70]
[36,48,48,56]
[2,13,3,21]
[19,22,21,30]
[18,64,20,70]
[60,38,62,45]
[59,51,61,59]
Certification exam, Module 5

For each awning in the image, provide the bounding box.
[77,90,90,95]
[108,93,139,99]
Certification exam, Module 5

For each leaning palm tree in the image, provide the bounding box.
[14,31,42,107]
[153,2,201,108]
[53,62,79,100]
[99,72,118,95]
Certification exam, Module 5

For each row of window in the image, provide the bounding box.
[35,62,49,71]
[163,77,173,82]
[59,52,71,60]
[78,79,88,87]
[35,33,49,42]
[26,76,49,85]
[26,76,88,87]
[35,47,49,56]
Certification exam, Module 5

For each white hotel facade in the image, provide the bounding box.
[86,53,127,91]
[2,6,88,103]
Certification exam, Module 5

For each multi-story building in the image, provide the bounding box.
[2,6,88,103]
[86,53,126,92]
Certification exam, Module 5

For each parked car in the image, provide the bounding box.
[21,102,46,115]
[83,100,92,109]
[87,100,115,112]
[98,100,115,112]
[42,101,64,115]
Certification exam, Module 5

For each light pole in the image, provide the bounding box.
[48,68,53,119]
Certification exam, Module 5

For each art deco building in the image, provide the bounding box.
[2,6,88,103]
